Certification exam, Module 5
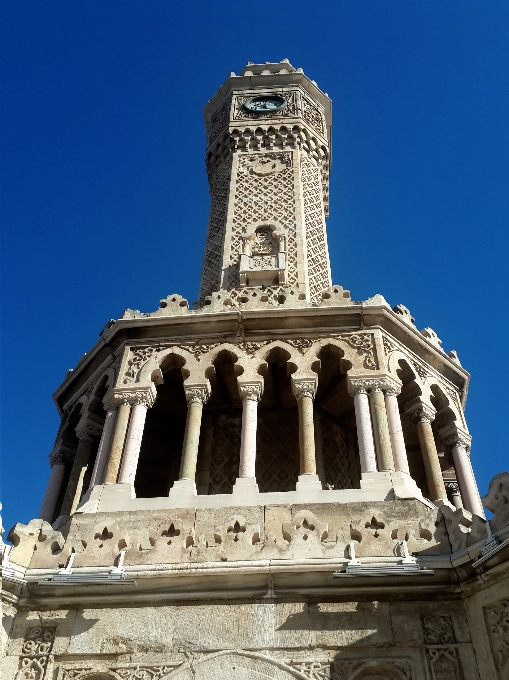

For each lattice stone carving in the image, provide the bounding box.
[208,414,241,494]
[228,152,297,289]
[286,661,330,680]
[199,158,232,304]
[485,599,509,678]
[421,615,456,644]
[15,626,56,680]
[321,417,355,490]
[208,97,231,145]
[301,155,330,302]
[256,410,300,492]
[302,95,325,135]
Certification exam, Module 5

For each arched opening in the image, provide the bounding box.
[256,346,299,492]
[314,344,359,489]
[82,376,109,493]
[134,354,187,497]
[197,350,242,495]
[396,360,429,498]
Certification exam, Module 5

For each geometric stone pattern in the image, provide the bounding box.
[484,599,509,680]
[301,155,331,303]
[227,152,297,290]
[199,158,232,304]
[207,414,242,495]
[15,626,56,680]
[320,418,355,490]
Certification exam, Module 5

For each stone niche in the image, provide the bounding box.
[239,223,287,287]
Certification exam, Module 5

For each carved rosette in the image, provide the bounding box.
[292,379,317,401]
[406,402,436,424]
[238,382,263,402]
[184,385,210,405]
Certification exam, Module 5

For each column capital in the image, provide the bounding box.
[238,381,263,402]
[404,398,436,424]
[445,480,460,494]
[49,446,75,467]
[75,419,103,441]
[439,423,471,451]
[292,377,317,401]
[184,384,211,405]
[104,386,157,410]
[348,375,401,396]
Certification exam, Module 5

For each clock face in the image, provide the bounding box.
[244,94,287,113]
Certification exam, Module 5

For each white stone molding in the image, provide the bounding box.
[292,378,317,401]
[184,385,211,405]
[348,375,401,396]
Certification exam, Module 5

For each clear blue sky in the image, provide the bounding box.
[2,1,508,533]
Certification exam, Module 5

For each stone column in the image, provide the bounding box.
[118,392,155,485]
[39,448,73,522]
[443,430,485,518]
[103,401,131,484]
[349,380,377,473]
[384,384,410,475]
[293,379,317,475]
[179,386,210,480]
[238,383,262,478]
[60,421,102,516]
[369,385,395,471]
[407,402,447,502]
[445,481,463,510]
[89,407,117,487]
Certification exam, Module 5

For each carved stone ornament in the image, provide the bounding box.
[238,382,263,401]
[285,338,314,354]
[485,598,509,674]
[344,333,377,370]
[293,379,317,400]
[382,333,399,355]
[240,152,292,176]
[15,626,56,680]
[442,431,472,451]
[184,385,210,405]
[49,446,75,467]
[406,401,436,424]
[75,419,103,440]
[105,388,157,410]
[122,346,157,384]
[445,481,460,495]
[348,376,401,396]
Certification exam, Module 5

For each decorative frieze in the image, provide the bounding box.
[123,347,157,384]
[485,599,509,677]
[15,626,56,680]
[344,333,377,370]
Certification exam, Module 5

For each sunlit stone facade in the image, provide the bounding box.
[2,61,508,680]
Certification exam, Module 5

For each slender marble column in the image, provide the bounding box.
[408,404,447,501]
[445,434,485,517]
[238,383,262,478]
[370,387,395,471]
[118,400,149,484]
[294,380,317,475]
[103,402,131,484]
[385,388,410,474]
[39,449,73,522]
[179,386,209,480]
[350,383,377,473]
[60,422,102,516]
[89,408,117,487]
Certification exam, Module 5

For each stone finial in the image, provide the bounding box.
[320,286,351,307]
[392,304,415,325]
[421,327,443,349]
[482,472,509,531]
[448,350,461,365]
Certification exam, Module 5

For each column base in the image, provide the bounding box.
[233,476,259,495]
[295,473,323,493]
[168,478,197,500]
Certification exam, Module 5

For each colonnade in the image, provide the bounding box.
[39,371,485,522]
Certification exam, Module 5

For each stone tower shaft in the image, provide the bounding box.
[199,60,332,305]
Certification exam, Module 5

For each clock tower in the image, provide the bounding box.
[199,59,332,305]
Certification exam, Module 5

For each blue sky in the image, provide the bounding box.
[2,1,508,533]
